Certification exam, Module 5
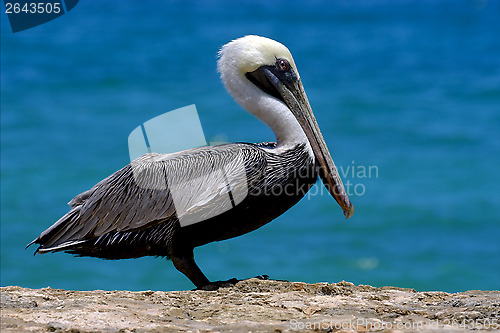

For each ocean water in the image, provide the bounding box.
[1,0,499,292]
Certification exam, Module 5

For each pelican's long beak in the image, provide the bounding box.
[247,66,354,218]
[281,79,354,218]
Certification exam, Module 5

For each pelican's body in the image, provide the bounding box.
[29,36,353,289]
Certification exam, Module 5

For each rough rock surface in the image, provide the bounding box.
[1,279,499,332]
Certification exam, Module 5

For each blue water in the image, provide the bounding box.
[1,1,499,292]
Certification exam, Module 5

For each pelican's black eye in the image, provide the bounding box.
[276,58,290,72]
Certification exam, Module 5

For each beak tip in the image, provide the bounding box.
[343,204,354,219]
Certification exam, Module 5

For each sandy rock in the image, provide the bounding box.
[1,279,499,332]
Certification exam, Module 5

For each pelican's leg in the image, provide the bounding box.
[171,251,211,289]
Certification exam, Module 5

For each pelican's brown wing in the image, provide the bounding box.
[29,143,267,253]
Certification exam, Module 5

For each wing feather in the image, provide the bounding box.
[32,143,268,252]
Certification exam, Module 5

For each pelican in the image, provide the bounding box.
[28,35,354,289]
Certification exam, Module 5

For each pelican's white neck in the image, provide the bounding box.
[230,77,307,147]
[219,61,309,153]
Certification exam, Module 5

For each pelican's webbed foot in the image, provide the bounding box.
[196,275,270,291]
[196,278,239,291]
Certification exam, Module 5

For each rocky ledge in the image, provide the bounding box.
[1,279,499,332]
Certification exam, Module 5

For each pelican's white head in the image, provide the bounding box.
[218,35,354,218]
[218,35,299,81]
[218,35,303,148]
